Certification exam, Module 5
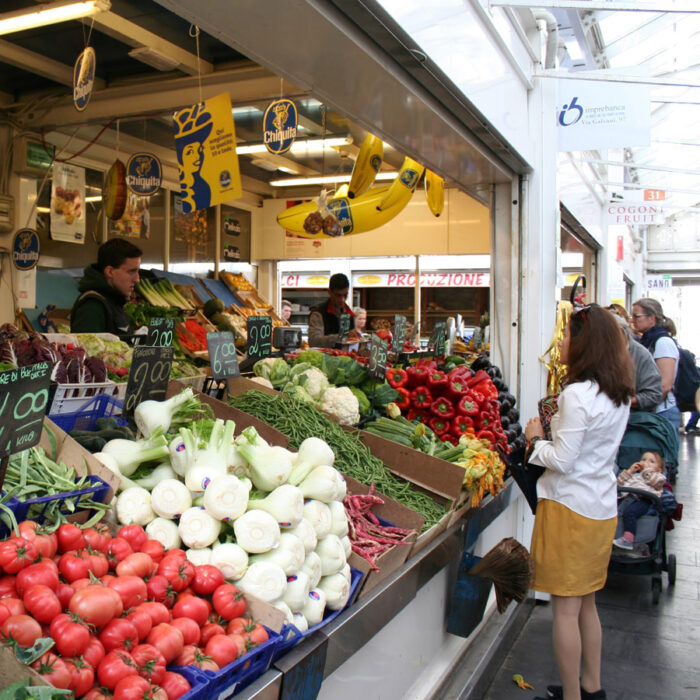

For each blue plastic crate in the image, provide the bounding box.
[168,664,215,700]
[49,393,126,433]
[0,475,111,539]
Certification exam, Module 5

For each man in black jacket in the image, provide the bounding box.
[308,273,359,348]
[71,238,142,335]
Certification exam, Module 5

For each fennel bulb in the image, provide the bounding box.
[151,479,192,519]
[287,437,335,485]
[184,419,236,492]
[145,518,181,549]
[134,387,196,437]
[116,487,156,526]
[185,548,213,566]
[236,443,294,492]
[302,500,331,539]
[301,552,322,588]
[285,519,317,554]
[298,466,344,503]
[318,572,351,611]
[340,563,351,583]
[247,484,304,528]
[227,446,248,477]
[102,437,169,477]
[271,600,294,625]
[236,561,287,602]
[283,571,311,613]
[134,463,176,490]
[250,532,305,576]
[328,500,349,538]
[233,510,280,554]
[340,536,351,559]
[315,534,346,576]
[210,542,248,580]
[203,474,250,521]
[301,588,326,626]
[92,452,138,492]
[292,613,309,633]
[178,507,221,548]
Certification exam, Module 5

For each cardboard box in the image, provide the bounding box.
[344,476,423,598]
[227,375,278,397]
[409,510,452,557]
[0,647,47,690]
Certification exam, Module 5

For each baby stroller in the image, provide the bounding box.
[609,411,681,604]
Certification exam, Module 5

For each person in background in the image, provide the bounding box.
[630,298,680,430]
[71,238,142,336]
[525,305,634,700]
[280,299,293,323]
[308,273,359,348]
[353,306,367,335]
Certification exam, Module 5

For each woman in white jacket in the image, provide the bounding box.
[525,305,634,700]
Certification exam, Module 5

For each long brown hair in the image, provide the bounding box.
[565,304,635,406]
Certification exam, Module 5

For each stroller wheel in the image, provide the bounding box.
[652,577,662,604]
[667,554,677,586]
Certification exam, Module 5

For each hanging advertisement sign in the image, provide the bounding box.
[73,47,96,112]
[110,192,150,239]
[11,229,40,271]
[126,153,162,196]
[50,163,85,243]
[172,92,242,213]
[604,202,664,226]
[263,99,297,154]
[557,78,650,152]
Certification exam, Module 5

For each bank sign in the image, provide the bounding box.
[557,77,650,152]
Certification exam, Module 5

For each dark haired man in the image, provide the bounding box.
[71,238,142,335]
[308,272,359,348]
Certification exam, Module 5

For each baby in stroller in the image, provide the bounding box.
[613,451,666,550]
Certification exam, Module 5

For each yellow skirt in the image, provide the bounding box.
[530,499,616,596]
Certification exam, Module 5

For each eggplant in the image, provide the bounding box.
[510,421,522,436]
[504,392,516,406]
[514,433,527,450]
[498,391,508,403]
[491,365,503,379]
[505,427,517,442]
[486,366,498,378]
[500,415,511,430]
[470,355,490,371]
[493,378,506,391]
[507,408,519,423]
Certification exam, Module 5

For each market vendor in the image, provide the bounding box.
[308,273,360,348]
[70,238,142,336]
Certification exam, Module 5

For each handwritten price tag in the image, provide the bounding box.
[147,317,175,347]
[368,334,389,380]
[338,313,351,343]
[123,346,174,416]
[207,332,240,381]
[247,316,272,362]
[429,321,446,355]
[393,314,406,354]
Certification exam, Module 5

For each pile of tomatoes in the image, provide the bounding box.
[0,521,270,699]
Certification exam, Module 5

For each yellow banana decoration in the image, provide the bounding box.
[334,184,349,198]
[425,169,445,217]
[376,157,424,212]
[348,133,383,198]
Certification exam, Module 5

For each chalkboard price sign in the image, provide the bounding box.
[429,321,447,355]
[207,332,241,381]
[247,316,272,362]
[0,362,51,459]
[147,317,175,347]
[368,334,389,380]
[123,346,174,416]
[338,313,351,343]
[393,315,406,354]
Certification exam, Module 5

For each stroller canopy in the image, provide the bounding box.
[617,411,679,473]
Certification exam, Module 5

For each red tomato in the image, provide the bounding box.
[137,602,170,626]
[56,582,75,609]
[212,584,246,621]
[126,608,153,641]
[83,527,110,553]
[57,524,87,553]
[18,521,58,559]
[160,671,191,700]
[245,623,269,646]
[160,549,186,562]
[85,688,114,700]
[98,650,138,690]
[31,652,72,690]
[0,538,38,574]
[106,538,134,569]
[157,557,194,593]
[139,540,164,564]
[114,675,166,700]
[146,623,184,664]
[191,565,224,596]
[108,575,148,609]
[117,525,147,552]
[226,616,254,636]
[23,584,61,624]
[0,575,17,599]
[227,632,247,658]
[16,561,59,595]
[169,617,200,646]
[69,586,119,628]
[58,551,90,582]
[173,645,219,672]
[204,634,239,668]
[172,594,210,627]
[50,613,91,657]
[131,643,166,684]
[83,637,106,668]
[116,553,155,579]
[1,614,42,646]
[200,622,225,646]
[65,656,95,697]
[100,617,140,652]
[145,575,176,607]
[85,550,110,578]
[0,598,25,625]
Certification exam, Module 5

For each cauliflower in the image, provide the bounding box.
[249,376,274,389]
[318,386,360,426]
[297,368,329,400]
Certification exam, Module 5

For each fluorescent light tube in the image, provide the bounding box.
[0,0,110,36]
[236,136,352,155]
[269,172,398,187]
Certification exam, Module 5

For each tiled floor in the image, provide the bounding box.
[482,433,700,700]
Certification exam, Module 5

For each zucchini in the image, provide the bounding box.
[96,417,119,431]
[73,435,107,453]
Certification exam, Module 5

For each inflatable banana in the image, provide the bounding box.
[376,157,424,212]
[425,170,445,217]
[348,133,383,198]
[335,184,349,198]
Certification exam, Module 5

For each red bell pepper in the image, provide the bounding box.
[386,367,408,389]
[395,387,411,410]
[406,365,430,389]
[411,385,433,410]
[426,370,448,394]
[475,410,494,430]
[440,433,457,443]
[429,417,451,437]
[446,375,469,400]
[477,429,495,444]
[457,395,479,417]
[452,415,474,436]
[430,397,455,420]
[415,358,438,370]
[469,389,486,407]
[448,365,471,379]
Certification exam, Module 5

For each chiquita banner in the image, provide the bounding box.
[557,76,650,152]
[172,92,242,213]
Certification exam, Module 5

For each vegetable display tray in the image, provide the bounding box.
[49,393,127,432]
[168,664,215,700]
[49,380,118,415]
[0,475,111,539]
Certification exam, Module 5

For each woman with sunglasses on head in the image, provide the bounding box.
[630,298,680,430]
[525,305,634,700]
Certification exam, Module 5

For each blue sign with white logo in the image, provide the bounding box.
[263,99,298,155]
[12,229,40,271]
[73,47,96,113]
[219,170,232,188]
[400,168,420,190]
[126,153,162,196]
[327,198,354,235]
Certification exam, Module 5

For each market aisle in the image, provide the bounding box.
[480,434,700,700]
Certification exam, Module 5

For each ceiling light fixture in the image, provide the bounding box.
[236,136,352,155]
[0,0,111,36]
[269,172,398,187]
